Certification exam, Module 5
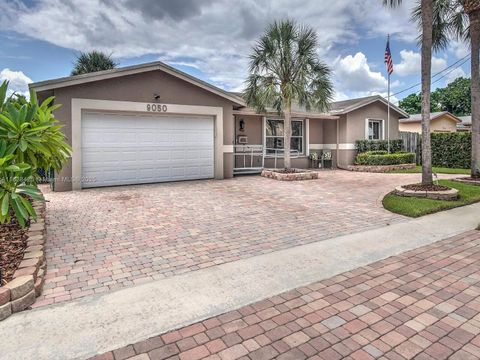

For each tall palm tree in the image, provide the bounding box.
[243,20,333,169]
[430,0,480,178]
[383,0,435,185]
[71,51,117,76]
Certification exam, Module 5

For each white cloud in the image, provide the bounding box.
[445,67,467,84]
[0,68,32,97]
[395,50,447,77]
[0,0,417,92]
[450,40,469,59]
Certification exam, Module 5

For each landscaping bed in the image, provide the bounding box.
[350,150,416,173]
[454,177,480,186]
[347,163,416,173]
[393,183,459,201]
[383,180,480,217]
[261,168,318,181]
[0,198,47,321]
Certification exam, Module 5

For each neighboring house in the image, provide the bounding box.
[457,115,472,132]
[30,61,408,191]
[399,111,461,133]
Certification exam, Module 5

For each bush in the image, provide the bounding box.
[431,132,471,169]
[355,151,416,166]
[355,139,403,154]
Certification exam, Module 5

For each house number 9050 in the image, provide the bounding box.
[147,104,168,112]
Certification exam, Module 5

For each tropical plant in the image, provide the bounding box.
[0,80,71,226]
[243,20,333,169]
[429,0,480,178]
[383,0,435,185]
[71,50,117,76]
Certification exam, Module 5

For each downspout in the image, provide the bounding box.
[336,117,340,168]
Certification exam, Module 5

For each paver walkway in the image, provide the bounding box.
[93,230,480,360]
[37,171,451,306]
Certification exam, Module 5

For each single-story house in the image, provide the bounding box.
[30,61,408,191]
[399,111,462,133]
[457,115,472,132]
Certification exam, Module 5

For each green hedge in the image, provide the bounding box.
[431,132,471,169]
[355,139,403,153]
[355,151,416,165]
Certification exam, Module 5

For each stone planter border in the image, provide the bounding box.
[393,185,459,201]
[346,163,416,173]
[261,169,319,181]
[453,177,480,186]
[0,196,47,321]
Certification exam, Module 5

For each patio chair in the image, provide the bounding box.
[321,150,333,169]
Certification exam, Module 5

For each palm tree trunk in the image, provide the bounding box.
[469,9,480,178]
[284,104,292,169]
[421,0,433,185]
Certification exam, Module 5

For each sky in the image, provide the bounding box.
[0,0,471,103]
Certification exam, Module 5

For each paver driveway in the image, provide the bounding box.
[92,230,480,360]
[36,171,426,306]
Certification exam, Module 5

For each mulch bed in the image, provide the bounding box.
[403,183,451,192]
[458,177,480,183]
[272,168,303,174]
[0,219,28,286]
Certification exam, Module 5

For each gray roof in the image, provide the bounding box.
[400,111,461,123]
[328,95,409,118]
[231,93,409,118]
[30,61,245,106]
[459,115,472,125]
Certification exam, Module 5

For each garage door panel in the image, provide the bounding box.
[81,112,215,188]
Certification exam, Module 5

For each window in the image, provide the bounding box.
[367,119,384,140]
[265,119,304,155]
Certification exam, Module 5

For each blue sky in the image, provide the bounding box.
[0,0,471,103]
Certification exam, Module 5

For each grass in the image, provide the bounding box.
[388,166,470,174]
[383,180,480,218]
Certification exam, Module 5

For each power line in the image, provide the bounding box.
[392,53,471,97]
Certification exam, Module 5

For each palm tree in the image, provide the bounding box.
[428,0,480,178]
[243,20,333,169]
[71,51,117,76]
[383,0,435,185]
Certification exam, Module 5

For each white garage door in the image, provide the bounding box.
[81,112,214,188]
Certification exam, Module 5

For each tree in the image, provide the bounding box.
[243,20,333,169]
[71,51,117,76]
[436,77,471,115]
[384,0,435,185]
[399,77,471,115]
[430,0,480,177]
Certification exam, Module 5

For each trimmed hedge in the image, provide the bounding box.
[355,139,403,153]
[355,151,416,165]
[431,132,471,169]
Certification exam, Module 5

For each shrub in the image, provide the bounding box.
[355,151,416,166]
[0,80,71,226]
[355,139,403,154]
[431,132,470,169]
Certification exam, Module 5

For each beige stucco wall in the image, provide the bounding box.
[41,70,239,191]
[399,115,458,133]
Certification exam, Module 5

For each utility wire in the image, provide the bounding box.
[392,53,471,97]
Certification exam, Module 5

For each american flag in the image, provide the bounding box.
[385,37,394,75]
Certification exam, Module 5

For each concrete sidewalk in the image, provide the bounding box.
[1,203,479,360]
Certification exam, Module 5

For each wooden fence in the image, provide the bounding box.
[399,131,421,164]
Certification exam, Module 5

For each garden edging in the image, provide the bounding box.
[393,185,459,201]
[346,163,416,173]
[261,169,319,181]
[0,197,47,321]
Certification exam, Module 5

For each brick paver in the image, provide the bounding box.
[36,172,431,306]
[91,230,480,360]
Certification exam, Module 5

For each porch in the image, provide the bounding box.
[232,112,341,174]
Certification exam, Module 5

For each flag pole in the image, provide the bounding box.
[387,34,391,154]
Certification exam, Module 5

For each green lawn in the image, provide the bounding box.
[388,166,470,174]
[383,180,480,218]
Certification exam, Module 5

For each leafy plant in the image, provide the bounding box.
[355,139,403,154]
[355,151,416,166]
[0,80,71,226]
[0,140,43,227]
[431,132,471,168]
[71,51,117,76]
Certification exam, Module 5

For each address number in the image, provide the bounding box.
[147,104,168,112]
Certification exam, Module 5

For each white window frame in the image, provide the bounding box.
[265,118,305,155]
[365,118,385,140]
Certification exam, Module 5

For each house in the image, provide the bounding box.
[457,115,472,132]
[399,111,462,133]
[30,61,408,191]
